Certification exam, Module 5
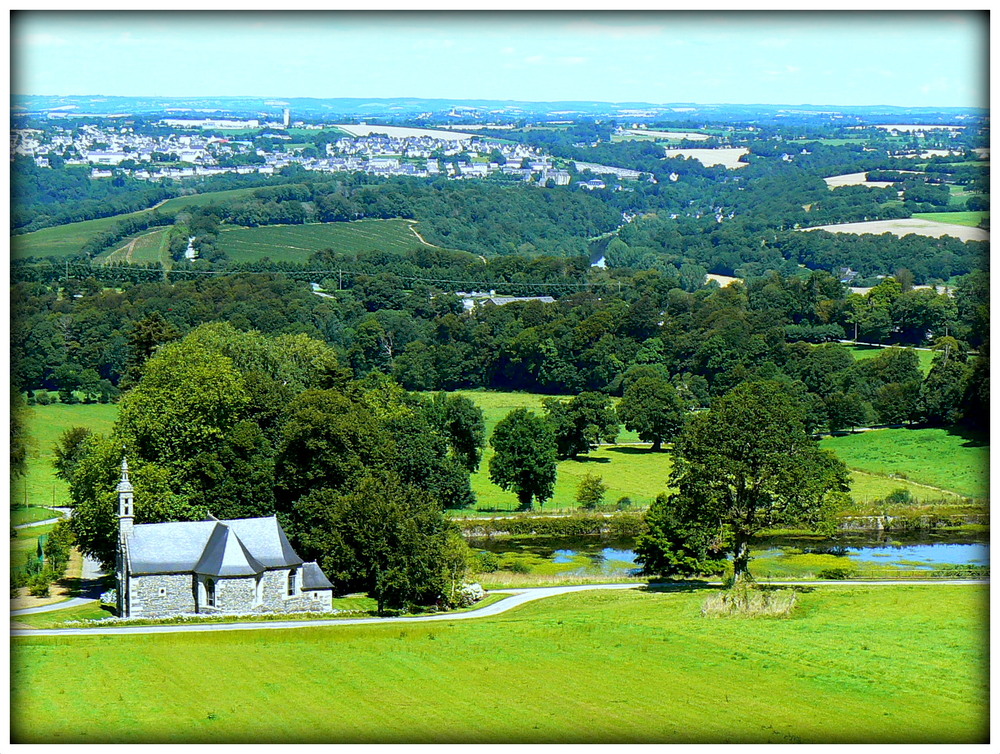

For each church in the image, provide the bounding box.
[114,459,334,618]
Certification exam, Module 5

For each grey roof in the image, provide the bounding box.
[127,515,303,576]
[194,523,265,577]
[301,561,334,590]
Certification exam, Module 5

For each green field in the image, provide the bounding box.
[215,219,433,264]
[97,228,171,266]
[844,345,936,376]
[11,402,119,514]
[911,210,989,227]
[11,187,265,260]
[820,427,988,499]
[11,586,988,743]
[11,522,56,575]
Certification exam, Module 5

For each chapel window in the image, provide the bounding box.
[206,578,216,607]
[287,569,297,596]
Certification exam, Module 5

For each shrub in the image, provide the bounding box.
[816,567,854,580]
[35,391,52,406]
[27,572,52,597]
[701,584,797,618]
[451,582,485,607]
[615,496,633,510]
[99,588,118,606]
[884,488,914,506]
[506,558,531,574]
[472,550,501,573]
[575,473,607,510]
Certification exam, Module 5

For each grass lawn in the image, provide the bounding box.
[11,402,119,512]
[10,522,56,575]
[911,210,988,227]
[215,219,434,264]
[819,427,988,499]
[844,345,935,376]
[11,586,988,743]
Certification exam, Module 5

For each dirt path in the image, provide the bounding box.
[407,222,437,248]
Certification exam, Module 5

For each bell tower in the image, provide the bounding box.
[118,456,134,537]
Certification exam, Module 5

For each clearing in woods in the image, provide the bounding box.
[800,218,988,242]
[214,219,434,264]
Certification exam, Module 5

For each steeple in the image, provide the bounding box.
[118,454,134,534]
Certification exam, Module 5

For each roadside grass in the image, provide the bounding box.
[844,345,935,376]
[11,586,988,743]
[11,601,113,629]
[11,402,119,513]
[911,210,988,227]
[11,506,60,527]
[819,427,988,500]
[215,219,433,264]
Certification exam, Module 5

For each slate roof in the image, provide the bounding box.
[127,515,305,576]
[301,561,334,590]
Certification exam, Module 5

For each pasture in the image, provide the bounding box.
[10,586,988,743]
[819,427,988,500]
[11,187,268,260]
[96,228,171,266]
[214,219,432,264]
[800,218,988,243]
[844,345,936,376]
[11,402,118,514]
[911,210,989,228]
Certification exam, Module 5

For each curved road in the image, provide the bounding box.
[10,580,986,638]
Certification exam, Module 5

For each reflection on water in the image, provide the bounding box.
[472,535,989,576]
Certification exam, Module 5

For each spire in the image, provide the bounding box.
[118,454,133,493]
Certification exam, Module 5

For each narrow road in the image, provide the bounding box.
[9,580,986,638]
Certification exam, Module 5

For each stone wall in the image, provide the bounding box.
[258,567,316,613]
[130,573,196,617]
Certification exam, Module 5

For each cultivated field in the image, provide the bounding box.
[11,586,988,743]
[623,129,710,141]
[12,187,265,260]
[97,228,170,266]
[823,172,896,189]
[215,219,433,264]
[800,218,988,243]
[662,147,749,169]
[819,427,988,500]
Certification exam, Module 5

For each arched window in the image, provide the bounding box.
[287,569,297,597]
[205,578,216,607]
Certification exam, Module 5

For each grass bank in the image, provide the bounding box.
[11,586,988,743]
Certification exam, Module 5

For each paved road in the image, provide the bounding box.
[10,555,107,617]
[9,580,987,638]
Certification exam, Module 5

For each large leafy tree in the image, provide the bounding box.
[542,391,619,459]
[616,375,686,451]
[637,381,849,583]
[488,408,558,510]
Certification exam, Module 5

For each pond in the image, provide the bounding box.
[470,534,989,578]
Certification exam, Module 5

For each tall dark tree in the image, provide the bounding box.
[488,408,558,510]
[616,376,686,451]
[542,392,619,459]
[639,381,849,583]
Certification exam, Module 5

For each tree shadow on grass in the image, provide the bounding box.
[940,425,989,448]
[568,455,611,464]
[604,446,662,457]
[57,572,110,600]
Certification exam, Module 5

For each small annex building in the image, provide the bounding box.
[114,459,333,618]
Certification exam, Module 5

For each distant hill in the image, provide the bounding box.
[11,94,987,126]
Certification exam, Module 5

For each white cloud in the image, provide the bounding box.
[558,56,587,65]
[20,32,68,47]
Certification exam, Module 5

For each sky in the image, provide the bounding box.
[11,10,989,108]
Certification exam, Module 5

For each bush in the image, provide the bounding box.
[27,571,52,597]
[451,582,485,607]
[883,488,914,506]
[575,473,607,509]
[35,391,52,406]
[100,588,118,606]
[816,567,854,580]
[472,550,501,573]
[615,496,633,510]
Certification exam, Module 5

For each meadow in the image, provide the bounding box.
[97,228,171,266]
[10,586,988,743]
[11,187,265,260]
[844,344,936,375]
[819,427,988,500]
[214,219,432,264]
[911,210,989,227]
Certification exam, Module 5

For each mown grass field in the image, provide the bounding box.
[819,427,988,499]
[215,219,432,264]
[11,522,56,576]
[11,402,118,515]
[11,586,988,743]
[96,227,171,266]
[844,345,936,376]
[911,210,989,227]
[11,187,264,260]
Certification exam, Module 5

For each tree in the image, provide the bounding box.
[920,358,971,426]
[575,473,607,509]
[10,391,30,480]
[488,409,557,510]
[640,381,849,583]
[616,376,686,450]
[53,426,94,485]
[542,392,619,459]
[291,472,454,613]
[426,392,486,472]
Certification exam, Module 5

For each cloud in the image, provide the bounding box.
[558,56,587,65]
[20,32,68,47]
[523,55,544,65]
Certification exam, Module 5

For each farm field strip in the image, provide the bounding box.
[911,211,989,228]
[800,218,988,242]
[10,587,988,743]
[216,220,432,262]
